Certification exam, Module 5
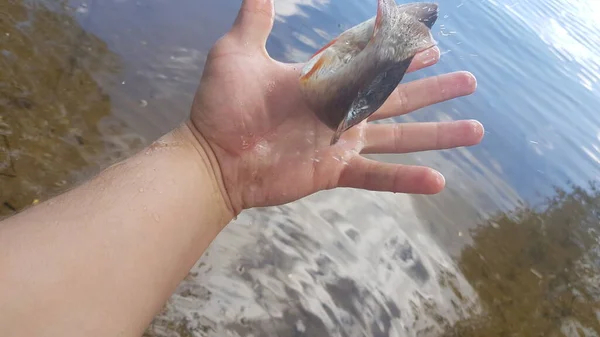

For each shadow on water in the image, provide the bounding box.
[0,0,143,218]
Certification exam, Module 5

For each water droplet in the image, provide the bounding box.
[139,187,145,193]
[139,99,148,107]
[241,139,249,149]
[422,56,438,66]
[254,140,271,157]
[153,213,160,222]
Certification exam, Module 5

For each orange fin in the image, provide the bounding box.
[310,37,337,58]
[371,0,394,41]
[374,0,384,34]
[300,54,328,82]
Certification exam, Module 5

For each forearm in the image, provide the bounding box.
[0,122,233,337]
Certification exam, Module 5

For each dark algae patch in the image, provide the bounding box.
[435,183,600,336]
[0,0,142,218]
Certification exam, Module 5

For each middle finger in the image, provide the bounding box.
[368,71,477,122]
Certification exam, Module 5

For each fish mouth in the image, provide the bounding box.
[418,3,439,29]
[330,116,350,145]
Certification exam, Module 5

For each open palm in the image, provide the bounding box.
[188,0,484,214]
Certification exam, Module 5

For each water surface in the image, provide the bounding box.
[1,0,599,336]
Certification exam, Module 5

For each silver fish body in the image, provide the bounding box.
[299,0,439,145]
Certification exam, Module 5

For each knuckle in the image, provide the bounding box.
[393,124,404,152]
[394,87,410,111]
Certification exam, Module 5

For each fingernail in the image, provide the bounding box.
[464,71,477,88]
[468,120,484,139]
[435,170,446,185]
[417,46,440,66]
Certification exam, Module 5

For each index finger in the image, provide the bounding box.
[406,46,440,73]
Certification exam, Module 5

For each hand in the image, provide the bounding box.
[187,0,484,215]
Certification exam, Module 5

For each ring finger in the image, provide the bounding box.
[361,120,484,154]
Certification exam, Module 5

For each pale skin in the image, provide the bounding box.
[0,0,484,336]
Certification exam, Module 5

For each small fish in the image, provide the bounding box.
[299,0,439,145]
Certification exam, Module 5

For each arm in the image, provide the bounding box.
[0,123,233,337]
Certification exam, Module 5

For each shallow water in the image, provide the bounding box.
[1,0,600,336]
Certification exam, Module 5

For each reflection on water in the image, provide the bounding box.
[144,183,600,336]
[442,182,600,336]
[2,0,600,336]
[146,190,481,337]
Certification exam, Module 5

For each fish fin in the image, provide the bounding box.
[330,57,413,145]
[371,0,396,41]
[310,37,338,58]
[300,52,332,83]
[397,2,439,29]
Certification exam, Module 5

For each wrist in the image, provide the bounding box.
[171,121,237,220]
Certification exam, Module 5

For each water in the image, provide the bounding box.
[1,0,600,336]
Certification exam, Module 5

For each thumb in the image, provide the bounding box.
[230,0,275,49]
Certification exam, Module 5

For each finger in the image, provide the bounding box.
[406,46,440,73]
[230,0,275,49]
[362,120,484,154]
[338,156,445,194]
[369,71,477,122]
